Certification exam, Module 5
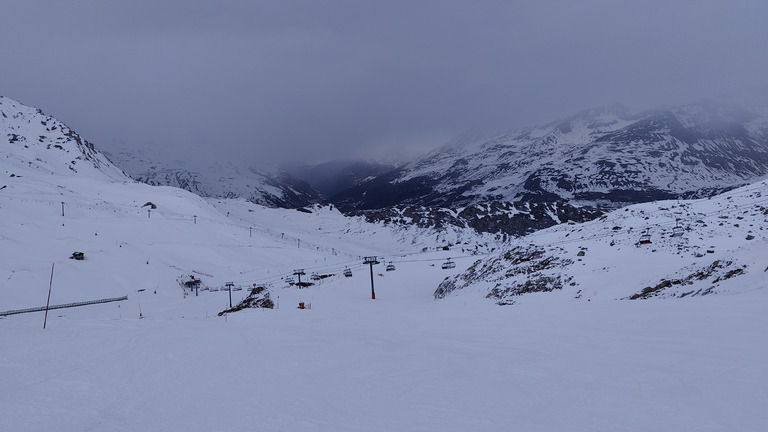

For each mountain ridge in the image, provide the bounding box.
[1,95,127,182]
[104,148,323,208]
[332,99,768,211]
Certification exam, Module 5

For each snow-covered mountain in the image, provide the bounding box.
[436,178,768,305]
[3,96,768,432]
[1,96,127,182]
[105,147,323,208]
[286,159,397,198]
[346,200,604,238]
[333,99,768,211]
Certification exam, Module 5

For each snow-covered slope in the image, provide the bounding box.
[333,99,768,210]
[1,96,127,182]
[437,178,768,305]
[3,97,768,431]
[1,107,497,312]
[105,147,323,208]
[3,157,766,430]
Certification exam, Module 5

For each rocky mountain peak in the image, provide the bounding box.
[1,96,127,181]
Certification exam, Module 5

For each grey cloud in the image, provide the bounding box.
[2,0,767,165]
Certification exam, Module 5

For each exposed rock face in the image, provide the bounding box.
[435,246,575,305]
[218,286,274,316]
[349,201,603,237]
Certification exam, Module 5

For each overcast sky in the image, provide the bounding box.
[3,0,767,166]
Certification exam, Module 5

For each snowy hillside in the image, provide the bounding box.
[105,146,323,208]
[1,96,127,182]
[1,112,499,312]
[3,97,768,431]
[333,99,768,210]
[436,179,768,305]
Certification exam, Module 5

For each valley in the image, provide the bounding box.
[2,94,767,431]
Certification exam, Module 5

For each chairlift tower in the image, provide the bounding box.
[293,269,306,287]
[363,256,380,299]
[225,282,234,307]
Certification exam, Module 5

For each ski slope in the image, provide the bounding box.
[2,174,766,432]
[3,98,768,430]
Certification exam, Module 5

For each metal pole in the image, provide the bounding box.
[250,227,252,237]
[369,262,375,299]
[226,282,234,307]
[61,202,64,217]
[43,263,54,329]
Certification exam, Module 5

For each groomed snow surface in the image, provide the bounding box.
[4,285,766,432]
[2,163,768,430]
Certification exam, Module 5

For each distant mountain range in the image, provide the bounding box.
[332,99,768,211]
[102,148,323,208]
[285,159,396,198]
[5,93,768,237]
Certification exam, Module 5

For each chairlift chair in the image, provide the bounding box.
[441,258,456,269]
[343,267,353,277]
[671,221,684,237]
[310,273,321,281]
[285,277,295,285]
[386,262,396,271]
[638,233,652,244]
